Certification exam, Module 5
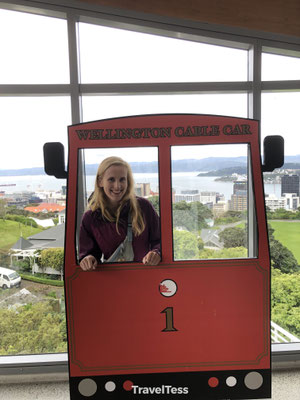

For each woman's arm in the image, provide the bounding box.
[142,250,161,265]
[141,198,161,265]
[79,212,102,270]
[80,254,98,271]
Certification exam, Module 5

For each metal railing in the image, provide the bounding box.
[271,321,300,343]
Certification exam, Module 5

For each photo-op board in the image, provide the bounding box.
[64,114,271,399]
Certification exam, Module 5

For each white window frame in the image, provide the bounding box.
[0,0,300,378]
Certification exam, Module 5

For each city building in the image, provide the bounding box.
[181,190,199,194]
[200,229,223,250]
[174,191,221,205]
[35,189,66,204]
[134,182,151,197]
[199,191,218,205]
[5,191,36,208]
[228,193,248,211]
[281,174,300,197]
[58,209,66,224]
[174,192,200,203]
[213,201,229,216]
[233,180,247,194]
[265,193,300,211]
[24,202,66,213]
[10,224,65,278]
[265,194,286,211]
[283,193,300,211]
[228,180,248,211]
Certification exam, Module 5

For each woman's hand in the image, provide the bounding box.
[142,251,161,266]
[80,255,98,271]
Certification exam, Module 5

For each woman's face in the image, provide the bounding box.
[98,164,128,207]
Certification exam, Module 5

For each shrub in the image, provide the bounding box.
[20,273,64,287]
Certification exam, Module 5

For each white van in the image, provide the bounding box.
[0,267,21,289]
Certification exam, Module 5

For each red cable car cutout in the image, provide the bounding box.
[46,114,280,399]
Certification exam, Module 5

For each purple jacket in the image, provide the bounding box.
[79,197,160,263]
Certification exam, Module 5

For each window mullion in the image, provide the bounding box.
[248,40,262,120]
[67,11,87,244]
[67,11,81,125]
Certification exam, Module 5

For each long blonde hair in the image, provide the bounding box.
[88,156,145,235]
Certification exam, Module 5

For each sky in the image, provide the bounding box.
[84,144,248,165]
[0,8,300,170]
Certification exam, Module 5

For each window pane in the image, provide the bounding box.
[262,92,300,344]
[0,9,69,84]
[0,97,71,356]
[78,147,159,262]
[0,97,70,170]
[171,144,251,261]
[261,92,300,159]
[79,23,247,83]
[82,94,247,122]
[82,147,159,201]
[262,52,300,81]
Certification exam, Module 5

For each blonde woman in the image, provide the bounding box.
[79,156,161,271]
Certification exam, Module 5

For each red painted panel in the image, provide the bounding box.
[64,114,270,399]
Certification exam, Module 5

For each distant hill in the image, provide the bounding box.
[282,163,300,170]
[86,157,247,174]
[0,167,45,177]
[1,155,300,176]
[197,166,247,177]
[171,157,247,172]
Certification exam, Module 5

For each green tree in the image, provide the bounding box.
[199,247,247,259]
[268,225,298,273]
[148,195,160,215]
[197,236,204,251]
[173,201,212,232]
[192,201,213,228]
[219,227,247,248]
[173,208,197,232]
[40,248,64,272]
[215,210,246,225]
[6,206,29,217]
[0,199,6,220]
[269,239,299,273]
[15,257,31,273]
[267,208,299,220]
[173,230,199,260]
[0,249,10,267]
[174,200,190,211]
[0,302,67,355]
[6,214,38,228]
[271,268,300,338]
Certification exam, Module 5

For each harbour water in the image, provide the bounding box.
[0,172,281,200]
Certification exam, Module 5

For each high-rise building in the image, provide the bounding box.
[229,180,248,211]
[135,182,151,197]
[281,175,300,197]
[233,180,247,195]
[229,194,248,211]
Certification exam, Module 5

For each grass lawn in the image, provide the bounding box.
[0,219,43,250]
[269,220,300,264]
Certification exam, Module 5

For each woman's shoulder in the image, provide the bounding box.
[137,196,151,207]
[136,196,156,213]
[82,208,102,222]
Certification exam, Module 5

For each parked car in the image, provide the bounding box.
[0,267,21,289]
